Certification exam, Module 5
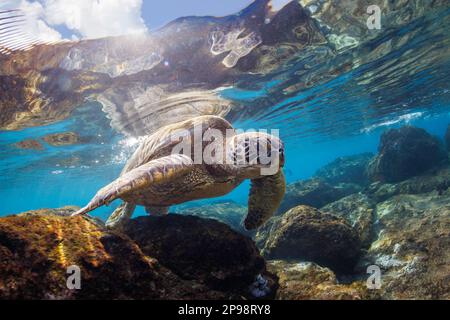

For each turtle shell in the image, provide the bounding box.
[121,115,235,175]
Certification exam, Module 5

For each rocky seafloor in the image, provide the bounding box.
[1,125,449,300]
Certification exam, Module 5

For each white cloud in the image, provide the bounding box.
[0,0,62,45]
[43,0,147,39]
[0,0,147,43]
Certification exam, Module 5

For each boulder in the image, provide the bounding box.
[358,191,450,299]
[367,126,447,183]
[0,207,226,300]
[0,207,274,299]
[123,214,267,293]
[267,260,375,300]
[278,178,359,214]
[315,153,373,185]
[263,205,362,274]
[321,193,375,248]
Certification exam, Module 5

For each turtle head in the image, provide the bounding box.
[227,132,285,178]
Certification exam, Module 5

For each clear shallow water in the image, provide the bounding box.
[0,2,449,220]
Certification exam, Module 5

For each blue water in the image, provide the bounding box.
[1,104,448,219]
[0,3,449,220]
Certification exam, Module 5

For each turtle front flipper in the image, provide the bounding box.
[244,169,286,230]
[105,202,136,229]
[72,154,194,216]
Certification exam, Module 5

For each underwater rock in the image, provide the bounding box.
[123,215,268,294]
[0,208,219,299]
[366,165,450,202]
[367,126,447,183]
[277,178,358,214]
[321,193,376,248]
[43,132,80,146]
[180,202,252,236]
[263,205,361,274]
[267,260,375,300]
[358,191,450,299]
[254,216,280,249]
[0,207,255,299]
[315,153,373,185]
[14,139,44,150]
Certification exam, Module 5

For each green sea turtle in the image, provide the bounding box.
[73,115,286,230]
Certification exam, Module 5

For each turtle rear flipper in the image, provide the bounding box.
[72,154,194,216]
[244,169,286,230]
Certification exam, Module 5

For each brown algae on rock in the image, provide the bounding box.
[263,205,362,275]
[0,207,275,300]
[267,260,377,300]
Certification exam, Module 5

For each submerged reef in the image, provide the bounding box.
[1,125,449,300]
[0,208,191,299]
[265,125,450,299]
[0,209,275,300]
